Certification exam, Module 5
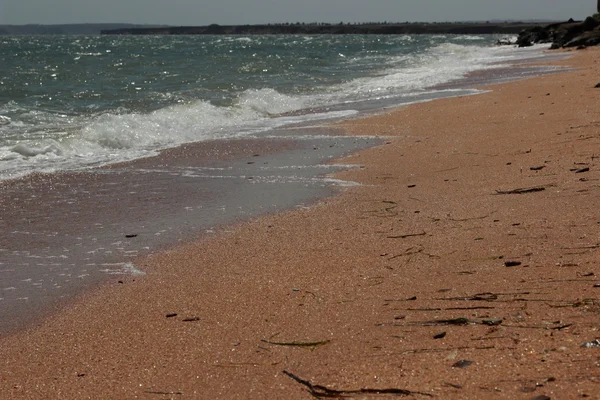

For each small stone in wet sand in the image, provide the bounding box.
[581,339,600,348]
[433,331,447,339]
[504,261,522,267]
[452,360,473,369]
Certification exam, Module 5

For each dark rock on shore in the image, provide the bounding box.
[516,15,600,49]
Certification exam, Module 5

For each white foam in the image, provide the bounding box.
[1,92,357,180]
[11,142,63,157]
[328,42,537,101]
[0,39,551,181]
[100,262,146,276]
[237,88,306,115]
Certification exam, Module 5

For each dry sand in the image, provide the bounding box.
[2,47,600,399]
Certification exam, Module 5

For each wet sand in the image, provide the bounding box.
[2,47,600,399]
[0,135,378,334]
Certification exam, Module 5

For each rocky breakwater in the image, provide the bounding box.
[517,16,600,49]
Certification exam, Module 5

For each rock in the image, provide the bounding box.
[559,18,600,48]
[496,38,515,46]
[504,261,522,267]
[517,35,534,47]
[452,360,473,369]
[581,339,600,348]
[565,31,600,48]
[515,16,600,49]
[481,318,503,326]
[582,16,600,31]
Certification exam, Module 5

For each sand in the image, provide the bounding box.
[2,47,600,399]
[0,135,376,335]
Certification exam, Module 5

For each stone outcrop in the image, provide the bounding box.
[516,16,600,49]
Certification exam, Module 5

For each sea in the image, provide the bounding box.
[0,34,561,334]
[0,34,556,181]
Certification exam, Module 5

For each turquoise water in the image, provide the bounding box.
[0,34,545,180]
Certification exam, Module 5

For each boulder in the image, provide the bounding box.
[516,16,600,49]
[564,28,600,48]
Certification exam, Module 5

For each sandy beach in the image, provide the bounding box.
[2,46,600,399]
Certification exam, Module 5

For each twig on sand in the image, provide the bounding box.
[437,291,537,302]
[403,306,496,311]
[494,186,546,195]
[443,381,463,389]
[571,167,590,173]
[388,317,503,327]
[283,370,433,398]
[387,232,427,239]
[418,317,471,326]
[447,212,495,222]
[388,247,423,260]
[261,339,331,349]
[369,346,497,356]
[145,390,183,396]
[437,292,499,301]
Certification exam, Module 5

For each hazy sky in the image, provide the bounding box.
[0,0,595,25]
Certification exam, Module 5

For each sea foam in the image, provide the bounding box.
[0,35,550,180]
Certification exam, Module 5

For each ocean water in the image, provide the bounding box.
[1,34,564,334]
[0,34,552,181]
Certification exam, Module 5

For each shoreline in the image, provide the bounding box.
[0,44,557,336]
[2,47,600,398]
[0,134,379,335]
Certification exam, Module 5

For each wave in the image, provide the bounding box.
[11,142,63,157]
[315,42,507,104]
[0,88,353,180]
[0,37,550,180]
[237,88,307,115]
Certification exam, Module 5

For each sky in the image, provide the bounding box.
[0,0,595,25]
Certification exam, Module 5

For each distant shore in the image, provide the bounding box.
[100,21,558,35]
[0,21,562,36]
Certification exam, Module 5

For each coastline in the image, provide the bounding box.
[99,21,550,35]
[0,42,555,337]
[2,46,600,398]
[0,134,378,334]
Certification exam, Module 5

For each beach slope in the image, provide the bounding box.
[2,48,600,399]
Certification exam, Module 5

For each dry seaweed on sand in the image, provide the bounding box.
[387,232,427,239]
[261,339,331,349]
[494,186,546,195]
[283,370,433,398]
